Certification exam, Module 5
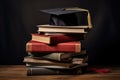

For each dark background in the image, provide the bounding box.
[0,0,120,65]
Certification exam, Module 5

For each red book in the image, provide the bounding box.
[31,33,80,44]
[26,41,81,53]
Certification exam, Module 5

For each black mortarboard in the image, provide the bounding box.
[40,7,90,26]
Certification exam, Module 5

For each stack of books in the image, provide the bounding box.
[23,7,92,76]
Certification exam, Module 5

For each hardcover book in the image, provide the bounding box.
[27,50,87,61]
[26,66,84,75]
[31,33,80,44]
[26,41,81,53]
[26,63,88,75]
[37,24,89,29]
[37,25,87,33]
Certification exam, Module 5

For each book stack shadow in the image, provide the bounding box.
[23,7,92,76]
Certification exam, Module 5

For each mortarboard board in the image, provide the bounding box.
[40,7,92,28]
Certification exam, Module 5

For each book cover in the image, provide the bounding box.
[31,33,80,44]
[26,41,81,53]
[27,50,87,61]
[37,26,87,33]
[26,63,88,75]
[26,67,83,76]
[37,24,89,28]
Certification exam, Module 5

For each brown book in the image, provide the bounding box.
[31,33,80,44]
[26,41,81,53]
[37,24,88,33]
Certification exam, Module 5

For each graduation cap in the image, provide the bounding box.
[40,7,92,28]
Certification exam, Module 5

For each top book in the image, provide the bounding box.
[40,7,92,28]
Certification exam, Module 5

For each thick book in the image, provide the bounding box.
[26,63,88,76]
[37,24,88,33]
[27,67,81,75]
[31,33,80,44]
[26,41,81,53]
[27,50,87,61]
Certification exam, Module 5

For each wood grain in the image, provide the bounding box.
[0,65,120,80]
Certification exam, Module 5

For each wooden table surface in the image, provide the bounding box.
[0,65,120,80]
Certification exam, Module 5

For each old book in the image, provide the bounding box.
[27,50,87,61]
[37,24,89,28]
[37,25,87,33]
[26,62,88,76]
[31,33,80,44]
[26,41,81,53]
[26,66,86,76]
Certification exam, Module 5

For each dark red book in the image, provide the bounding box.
[26,41,81,53]
[31,33,80,44]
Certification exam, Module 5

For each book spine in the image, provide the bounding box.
[26,41,81,53]
[27,67,82,76]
